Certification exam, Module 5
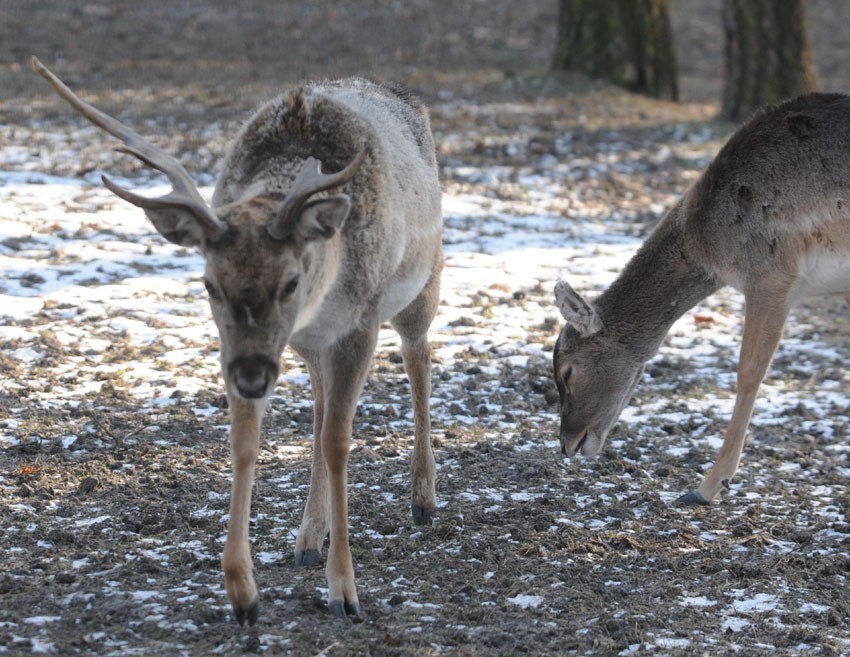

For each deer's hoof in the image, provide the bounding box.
[675,490,711,506]
[234,597,260,626]
[412,505,435,526]
[328,598,361,619]
[294,548,322,567]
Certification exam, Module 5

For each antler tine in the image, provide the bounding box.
[31,56,226,239]
[268,148,367,240]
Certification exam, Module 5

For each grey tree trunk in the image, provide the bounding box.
[552,0,678,101]
[722,0,817,121]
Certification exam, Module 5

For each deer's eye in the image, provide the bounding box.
[280,275,300,299]
[204,278,221,301]
[561,366,573,393]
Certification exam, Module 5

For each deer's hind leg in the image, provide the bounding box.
[391,264,441,525]
[294,348,330,568]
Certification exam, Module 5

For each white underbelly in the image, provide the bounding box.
[790,249,850,302]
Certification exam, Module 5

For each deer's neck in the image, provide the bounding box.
[596,207,721,360]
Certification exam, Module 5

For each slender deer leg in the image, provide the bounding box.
[295,350,329,567]
[401,334,436,524]
[321,326,378,618]
[679,291,790,505]
[391,265,441,524]
[221,395,266,625]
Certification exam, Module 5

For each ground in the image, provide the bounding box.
[1,2,850,656]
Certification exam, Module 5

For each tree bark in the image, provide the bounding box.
[552,0,678,101]
[721,0,817,121]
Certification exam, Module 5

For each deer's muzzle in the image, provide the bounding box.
[228,355,279,399]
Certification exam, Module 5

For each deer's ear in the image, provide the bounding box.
[554,280,603,337]
[294,195,351,242]
[101,174,225,247]
[142,207,209,246]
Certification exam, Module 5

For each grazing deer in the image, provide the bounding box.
[553,93,850,505]
[33,57,443,623]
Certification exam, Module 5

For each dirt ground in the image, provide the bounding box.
[2,1,850,656]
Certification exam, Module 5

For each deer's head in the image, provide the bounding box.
[32,57,364,400]
[553,280,645,457]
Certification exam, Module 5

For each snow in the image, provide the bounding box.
[722,617,752,633]
[2,110,849,656]
[256,551,285,564]
[29,637,57,654]
[23,616,62,625]
[130,590,160,601]
[731,592,783,614]
[680,595,717,608]
[507,594,544,609]
[74,515,111,527]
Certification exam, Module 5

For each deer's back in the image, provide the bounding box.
[681,93,850,292]
[212,78,439,211]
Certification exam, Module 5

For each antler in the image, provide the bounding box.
[31,56,227,242]
[267,149,367,240]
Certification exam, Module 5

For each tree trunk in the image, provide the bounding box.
[552,0,678,101]
[722,0,817,121]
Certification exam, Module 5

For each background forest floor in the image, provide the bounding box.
[1,1,850,656]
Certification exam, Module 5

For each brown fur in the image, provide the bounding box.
[554,92,850,505]
[36,60,443,624]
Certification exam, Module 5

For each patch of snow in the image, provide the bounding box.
[506,594,543,609]
[30,637,57,654]
[74,515,111,527]
[681,595,717,608]
[130,590,160,601]
[731,592,783,613]
[654,637,691,649]
[256,551,285,564]
[722,616,752,633]
[24,616,62,625]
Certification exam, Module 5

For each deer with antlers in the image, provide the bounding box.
[33,57,443,623]
[552,93,850,506]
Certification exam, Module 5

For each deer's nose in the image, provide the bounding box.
[229,356,278,399]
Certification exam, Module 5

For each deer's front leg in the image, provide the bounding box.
[678,292,789,505]
[320,328,377,617]
[222,395,265,625]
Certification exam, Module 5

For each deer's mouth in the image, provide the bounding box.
[561,429,587,456]
[560,429,603,458]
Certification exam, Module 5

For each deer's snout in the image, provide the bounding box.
[228,355,279,399]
